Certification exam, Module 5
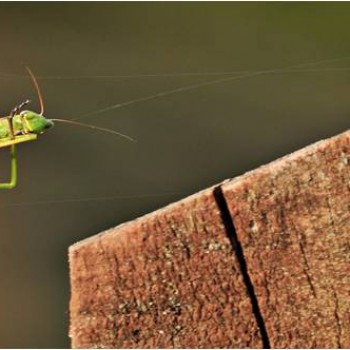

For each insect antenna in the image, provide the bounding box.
[25,66,45,115]
[50,118,136,142]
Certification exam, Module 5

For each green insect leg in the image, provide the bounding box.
[0,145,17,189]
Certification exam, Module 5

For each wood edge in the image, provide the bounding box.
[69,129,350,253]
[222,129,350,192]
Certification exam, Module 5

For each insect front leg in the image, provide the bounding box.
[9,99,31,136]
[0,145,17,189]
[7,117,15,139]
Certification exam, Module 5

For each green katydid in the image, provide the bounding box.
[0,67,135,189]
[0,55,348,193]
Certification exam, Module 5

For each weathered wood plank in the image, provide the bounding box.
[70,188,262,348]
[222,130,350,348]
[70,130,350,348]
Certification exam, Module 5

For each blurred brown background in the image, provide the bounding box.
[0,2,348,348]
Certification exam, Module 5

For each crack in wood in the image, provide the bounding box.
[330,285,342,348]
[296,231,317,298]
[213,186,271,349]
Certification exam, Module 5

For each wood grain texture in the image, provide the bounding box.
[222,130,350,348]
[70,130,350,348]
[70,188,262,348]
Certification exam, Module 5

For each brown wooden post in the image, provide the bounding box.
[70,130,350,348]
[69,188,263,348]
[222,130,350,348]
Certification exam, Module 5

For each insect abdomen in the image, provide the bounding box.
[0,119,10,139]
